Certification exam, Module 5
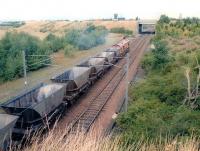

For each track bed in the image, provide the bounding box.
[56,35,151,134]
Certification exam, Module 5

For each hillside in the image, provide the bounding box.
[0,20,137,39]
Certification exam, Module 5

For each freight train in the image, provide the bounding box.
[0,38,130,150]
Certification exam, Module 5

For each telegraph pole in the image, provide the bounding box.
[125,53,129,112]
[22,50,28,88]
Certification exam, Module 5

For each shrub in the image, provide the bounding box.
[64,25,108,50]
[64,44,77,57]
[141,52,155,72]
[117,99,200,143]
[131,68,186,106]
[0,32,50,81]
[44,34,64,52]
[110,27,133,35]
[64,29,80,46]
[152,40,171,69]
[158,15,170,24]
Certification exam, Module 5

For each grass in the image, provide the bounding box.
[0,33,122,102]
[17,127,199,151]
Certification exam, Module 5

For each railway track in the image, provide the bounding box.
[57,38,143,128]
[68,36,150,133]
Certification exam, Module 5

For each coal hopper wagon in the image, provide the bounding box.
[51,67,92,104]
[95,51,116,68]
[77,57,106,78]
[0,114,18,150]
[106,45,121,58]
[0,83,66,140]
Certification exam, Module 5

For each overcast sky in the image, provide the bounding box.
[0,0,200,21]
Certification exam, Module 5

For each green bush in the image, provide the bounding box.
[44,34,64,52]
[64,29,80,46]
[64,44,77,56]
[131,68,186,106]
[141,52,155,72]
[152,40,171,69]
[110,27,133,35]
[0,32,50,81]
[158,15,170,24]
[64,25,108,50]
[117,99,200,143]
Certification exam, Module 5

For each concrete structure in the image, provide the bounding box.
[138,20,157,34]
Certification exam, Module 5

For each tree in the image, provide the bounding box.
[44,33,64,52]
[0,32,50,81]
[159,15,170,24]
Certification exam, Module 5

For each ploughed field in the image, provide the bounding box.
[56,35,151,134]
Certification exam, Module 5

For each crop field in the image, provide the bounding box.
[0,20,136,39]
[0,33,122,102]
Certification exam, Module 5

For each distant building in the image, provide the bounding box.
[113,14,126,21]
[114,14,118,20]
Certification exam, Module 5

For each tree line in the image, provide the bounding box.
[0,24,108,82]
[157,15,200,38]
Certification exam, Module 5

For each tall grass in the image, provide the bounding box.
[18,126,199,151]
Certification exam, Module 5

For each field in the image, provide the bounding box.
[0,20,137,39]
[0,33,122,102]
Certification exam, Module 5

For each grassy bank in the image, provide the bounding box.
[116,16,200,145]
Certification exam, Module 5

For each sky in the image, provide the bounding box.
[0,0,200,21]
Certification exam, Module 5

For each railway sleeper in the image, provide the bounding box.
[88,106,103,111]
[84,112,99,116]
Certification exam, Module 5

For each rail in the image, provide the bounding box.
[68,36,150,133]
